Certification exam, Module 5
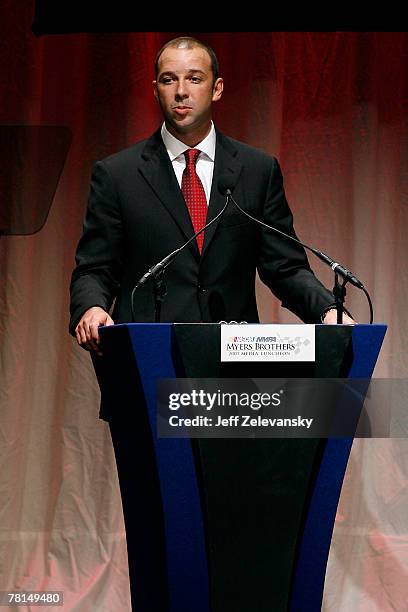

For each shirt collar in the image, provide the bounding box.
[161,121,216,162]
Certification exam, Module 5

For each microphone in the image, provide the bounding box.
[218,175,364,290]
[219,175,373,322]
[133,191,230,290]
[131,181,232,321]
[133,248,180,289]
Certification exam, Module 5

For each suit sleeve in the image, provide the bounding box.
[69,161,124,335]
[257,157,335,323]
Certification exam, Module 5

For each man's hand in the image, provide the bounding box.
[322,308,356,325]
[75,306,114,356]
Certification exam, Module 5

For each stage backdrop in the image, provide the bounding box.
[1,8,407,611]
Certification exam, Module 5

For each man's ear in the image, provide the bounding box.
[152,80,158,101]
[212,77,224,103]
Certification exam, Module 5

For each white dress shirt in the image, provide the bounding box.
[160,122,216,204]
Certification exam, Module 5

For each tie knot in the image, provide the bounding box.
[184,148,201,167]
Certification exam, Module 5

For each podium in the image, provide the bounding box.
[98,323,386,612]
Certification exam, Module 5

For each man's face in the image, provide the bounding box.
[153,45,223,142]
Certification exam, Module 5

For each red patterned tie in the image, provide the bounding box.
[181,149,208,253]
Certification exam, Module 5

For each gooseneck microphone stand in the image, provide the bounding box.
[131,198,230,322]
[225,190,374,324]
[131,184,373,324]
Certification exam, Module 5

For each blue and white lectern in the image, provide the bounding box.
[98,323,386,612]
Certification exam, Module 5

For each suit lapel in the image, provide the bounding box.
[201,131,243,258]
[139,130,199,258]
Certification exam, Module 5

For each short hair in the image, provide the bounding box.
[155,36,219,83]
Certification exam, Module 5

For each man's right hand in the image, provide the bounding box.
[75,306,114,356]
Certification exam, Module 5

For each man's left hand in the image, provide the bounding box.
[323,308,356,325]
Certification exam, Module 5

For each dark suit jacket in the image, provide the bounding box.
[69,129,334,333]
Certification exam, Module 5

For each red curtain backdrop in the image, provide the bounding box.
[1,4,407,609]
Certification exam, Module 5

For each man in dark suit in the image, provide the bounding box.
[69,36,353,611]
[70,36,352,353]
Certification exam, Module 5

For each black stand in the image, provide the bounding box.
[153,271,167,323]
[333,272,348,324]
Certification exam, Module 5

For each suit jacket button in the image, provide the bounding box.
[198,285,206,294]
